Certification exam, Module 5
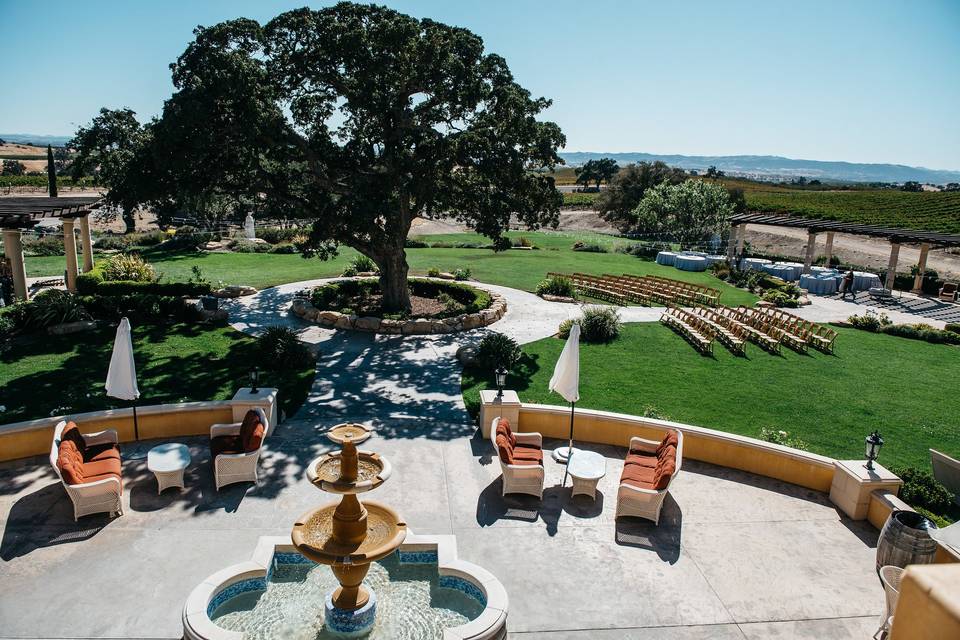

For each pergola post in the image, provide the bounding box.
[885,242,901,291]
[913,243,931,293]
[803,230,818,274]
[727,224,741,263]
[78,214,94,272]
[2,229,28,301]
[62,218,79,292]
[824,232,835,265]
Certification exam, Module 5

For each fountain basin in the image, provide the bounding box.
[309,450,392,494]
[182,533,508,640]
[292,501,406,566]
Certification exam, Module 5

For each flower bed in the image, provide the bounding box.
[290,278,507,335]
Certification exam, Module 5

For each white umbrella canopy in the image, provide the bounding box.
[550,323,580,466]
[106,317,141,439]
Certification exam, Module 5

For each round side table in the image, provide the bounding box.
[147,443,191,493]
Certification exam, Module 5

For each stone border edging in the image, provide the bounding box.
[182,532,508,640]
[290,288,508,335]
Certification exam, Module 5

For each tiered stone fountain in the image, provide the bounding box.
[291,423,407,637]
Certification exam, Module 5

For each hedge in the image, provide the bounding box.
[76,264,211,297]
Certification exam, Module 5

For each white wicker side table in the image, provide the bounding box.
[147,443,191,494]
[567,450,606,499]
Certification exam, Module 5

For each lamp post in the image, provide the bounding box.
[494,366,507,403]
[249,367,261,394]
[865,431,884,470]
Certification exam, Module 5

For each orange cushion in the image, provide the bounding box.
[243,422,265,453]
[512,448,543,465]
[495,433,514,464]
[621,465,656,489]
[239,410,262,449]
[211,435,244,458]
[657,430,679,455]
[658,444,677,464]
[58,441,85,485]
[84,443,121,463]
[625,453,658,468]
[61,421,86,453]
[654,455,676,490]
[495,419,516,447]
[81,458,121,478]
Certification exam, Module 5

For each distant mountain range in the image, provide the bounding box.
[560,152,960,185]
[0,133,73,147]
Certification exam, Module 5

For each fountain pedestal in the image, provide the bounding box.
[291,423,405,637]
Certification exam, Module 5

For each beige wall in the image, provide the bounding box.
[0,402,234,461]
[516,403,836,492]
[889,564,960,639]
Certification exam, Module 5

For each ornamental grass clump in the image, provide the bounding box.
[101,253,156,282]
[558,306,622,343]
[535,275,575,298]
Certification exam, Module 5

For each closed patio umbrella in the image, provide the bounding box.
[106,317,141,440]
[549,323,580,479]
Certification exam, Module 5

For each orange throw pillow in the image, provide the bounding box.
[495,433,514,464]
[654,456,676,490]
[58,440,85,485]
[243,422,265,452]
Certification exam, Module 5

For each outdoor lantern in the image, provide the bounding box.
[249,367,261,394]
[865,430,884,470]
[495,366,508,401]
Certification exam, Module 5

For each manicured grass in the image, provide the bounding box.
[462,323,960,471]
[23,231,756,306]
[0,323,315,423]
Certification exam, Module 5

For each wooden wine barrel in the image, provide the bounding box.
[876,509,938,574]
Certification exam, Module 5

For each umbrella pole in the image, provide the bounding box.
[132,402,139,441]
[562,401,575,486]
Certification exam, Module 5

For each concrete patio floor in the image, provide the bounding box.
[1,419,883,639]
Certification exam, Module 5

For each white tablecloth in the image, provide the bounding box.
[675,255,708,271]
[764,264,801,281]
[800,273,838,295]
[704,254,726,265]
[656,251,677,266]
[741,258,772,271]
[852,272,882,290]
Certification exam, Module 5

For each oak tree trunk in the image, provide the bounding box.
[377,250,411,312]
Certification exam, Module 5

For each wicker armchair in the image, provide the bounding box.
[492,417,545,498]
[209,408,268,490]
[874,565,903,639]
[615,429,683,524]
[49,421,123,521]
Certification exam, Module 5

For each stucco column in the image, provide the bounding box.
[913,243,930,293]
[824,232,835,265]
[2,229,29,301]
[78,214,94,272]
[726,225,740,262]
[803,230,818,274]
[885,242,901,291]
[62,218,79,292]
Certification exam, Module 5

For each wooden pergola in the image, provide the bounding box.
[726,212,960,292]
[0,197,104,301]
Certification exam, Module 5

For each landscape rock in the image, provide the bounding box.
[48,320,99,336]
[456,345,478,366]
[462,315,482,330]
[335,315,355,329]
[355,316,381,331]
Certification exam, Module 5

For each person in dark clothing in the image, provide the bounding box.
[841,269,855,299]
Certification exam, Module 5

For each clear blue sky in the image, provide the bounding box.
[2,0,958,169]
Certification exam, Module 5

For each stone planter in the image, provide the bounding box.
[290,292,507,335]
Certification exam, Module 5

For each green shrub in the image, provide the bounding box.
[405,237,429,248]
[256,326,314,370]
[268,242,297,254]
[341,264,358,277]
[880,323,960,345]
[94,280,212,297]
[22,235,65,256]
[891,466,954,515]
[536,275,576,298]
[29,290,90,328]
[512,236,534,248]
[257,226,301,245]
[557,318,575,339]
[710,261,732,280]
[350,255,378,273]
[231,240,271,253]
[310,278,489,319]
[138,230,167,246]
[436,292,465,315]
[579,306,622,342]
[427,266,441,278]
[848,310,892,332]
[93,234,137,251]
[915,507,951,528]
[616,242,669,260]
[102,254,155,282]
[946,323,960,335]
[161,225,213,250]
[476,332,521,372]
[76,268,106,294]
[453,268,471,281]
[761,289,800,308]
[759,427,809,451]
[641,405,670,420]
[572,241,606,253]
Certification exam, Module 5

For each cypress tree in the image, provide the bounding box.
[47,144,58,197]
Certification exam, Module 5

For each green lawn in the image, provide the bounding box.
[0,323,315,424]
[462,323,960,471]
[23,231,755,306]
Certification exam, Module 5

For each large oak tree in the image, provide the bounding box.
[111,3,565,310]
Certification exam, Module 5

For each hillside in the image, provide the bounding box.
[560,151,960,185]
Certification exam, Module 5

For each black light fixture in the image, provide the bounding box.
[495,366,508,401]
[249,366,261,394]
[865,431,884,470]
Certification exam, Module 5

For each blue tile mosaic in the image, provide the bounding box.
[206,578,266,617]
[439,575,486,606]
[325,589,377,636]
[397,550,438,564]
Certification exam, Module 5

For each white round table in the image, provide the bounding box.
[147,443,191,493]
[656,251,677,266]
[567,450,606,499]
[674,255,708,271]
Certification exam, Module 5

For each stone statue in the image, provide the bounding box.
[243,213,256,239]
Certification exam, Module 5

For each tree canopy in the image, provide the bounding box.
[632,180,734,247]
[89,2,564,310]
[574,158,619,190]
[597,161,687,229]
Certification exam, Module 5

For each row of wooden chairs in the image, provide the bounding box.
[550,272,629,305]
[660,306,715,355]
[548,272,721,308]
[734,306,809,353]
[754,307,838,353]
[712,306,783,354]
[642,275,721,306]
[688,307,747,355]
